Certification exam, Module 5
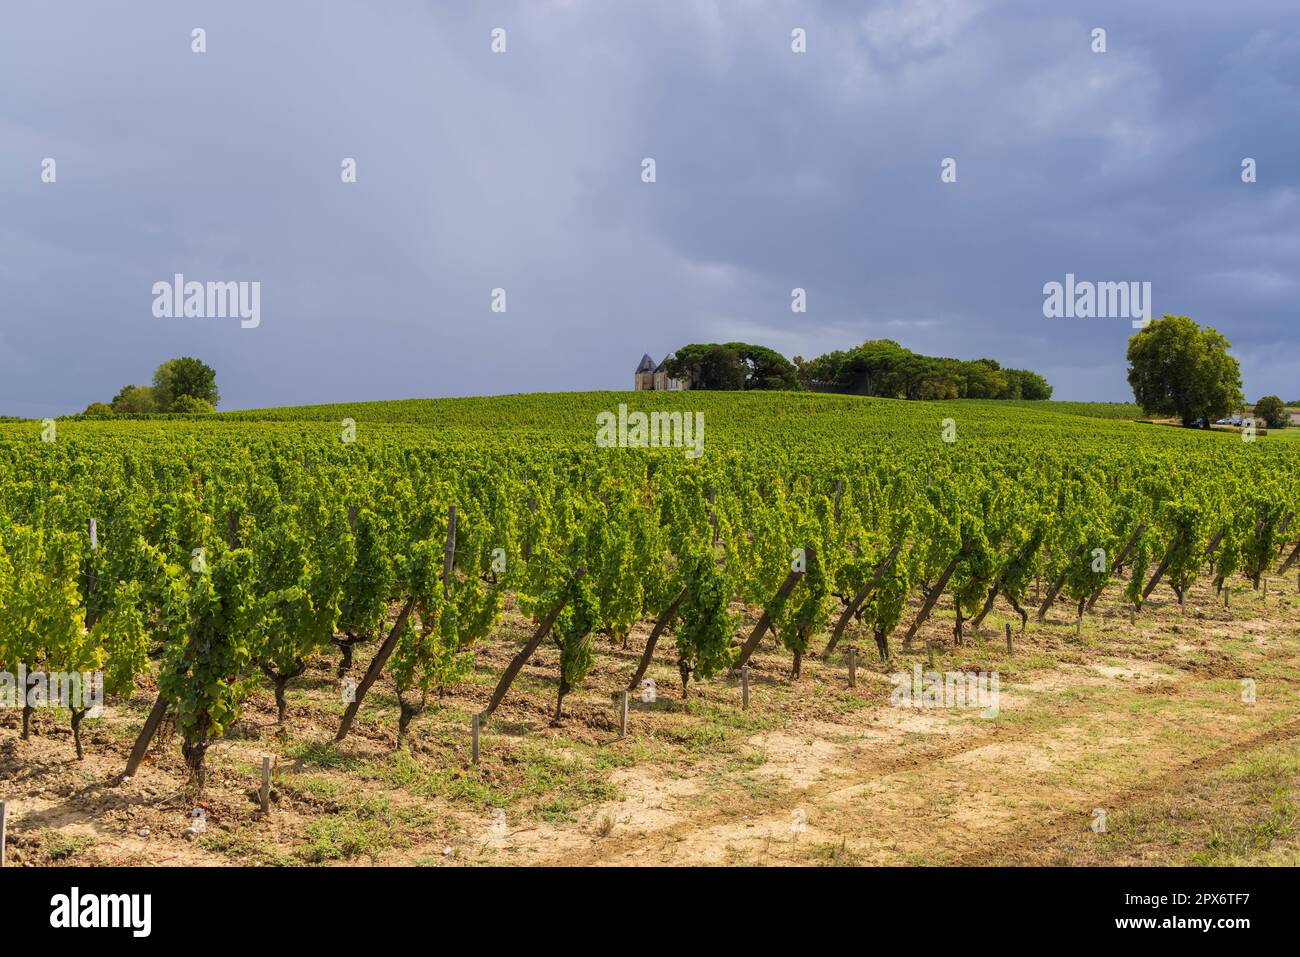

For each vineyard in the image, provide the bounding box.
[2,391,1300,865]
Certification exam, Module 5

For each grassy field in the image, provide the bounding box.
[2,393,1297,867]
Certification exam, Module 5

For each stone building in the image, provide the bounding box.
[634,353,688,391]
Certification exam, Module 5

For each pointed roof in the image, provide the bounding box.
[655,354,673,373]
[635,353,656,373]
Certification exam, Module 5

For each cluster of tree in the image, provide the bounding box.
[794,340,1052,400]
[665,343,800,391]
[664,339,1052,400]
[1252,395,1291,429]
[83,357,220,416]
[1126,315,1243,428]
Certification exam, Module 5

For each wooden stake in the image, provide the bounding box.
[480,567,587,718]
[471,714,480,765]
[1142,530,1186,602]
[335,595,417,741]
[619,691,629,737]
[1037,545,1085,623]
[733,552,809,672]
[628,587,687,692]
[443,505,457,597]
[1005,623,1013,654]
[847,647,857,688]
[903,547,965,648]
[260,756,271,813]
[741,666,750,710]
[824,542,903,657]
[86,518,99,624]
[347,505,357,536]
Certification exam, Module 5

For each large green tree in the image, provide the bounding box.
[667,342,799,391]
[1254,395,1287,428]
[110,384,158,413]
[153,357,220,411]
[1127,315,1242,428]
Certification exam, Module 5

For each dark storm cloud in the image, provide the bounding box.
[1,0,1297,416]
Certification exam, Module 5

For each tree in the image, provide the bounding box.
[1002,369,1053,400]
[1254,395,1287,428]
[82,402,113,416]
[153,357,220,411]
[666,342,800,391]
[1127,315,1243,427]
[726,343,800,390]
[170,395,215,414]
[666,344,746,390]
[958,359,1007,399]
[110,385,158,414]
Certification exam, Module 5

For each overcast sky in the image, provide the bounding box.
[2,0,1297,416]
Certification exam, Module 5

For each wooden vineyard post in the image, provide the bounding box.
[741,665,750,710]
[628,587,687,692]
[471,715,480,765]
[523,488,537,561]
[1141,530,1186,603]
[334,596,417,742]
[87,517,98,588]
[1037,546,1085,623]
[124,696,170,780]
[847,646,857,688]
[833,479,844,522]
[1277,540,1300,576]
[1087,524,1145,612]
[824,542,902,658]
[227,512,239,549]
[347,505,357,535]
[902,546,966,649]
[336,505,455,741]
[731,549,810,673]
[260,756,271,813]
[708,489,718,545]
[85,518,100,628]
[480,567,587,719]
[1005,623,1013,654]
[1202,528,1227,567]
[443,505,457,597]
[619,691,629,737]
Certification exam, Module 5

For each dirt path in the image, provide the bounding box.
[523,657,1298,866]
